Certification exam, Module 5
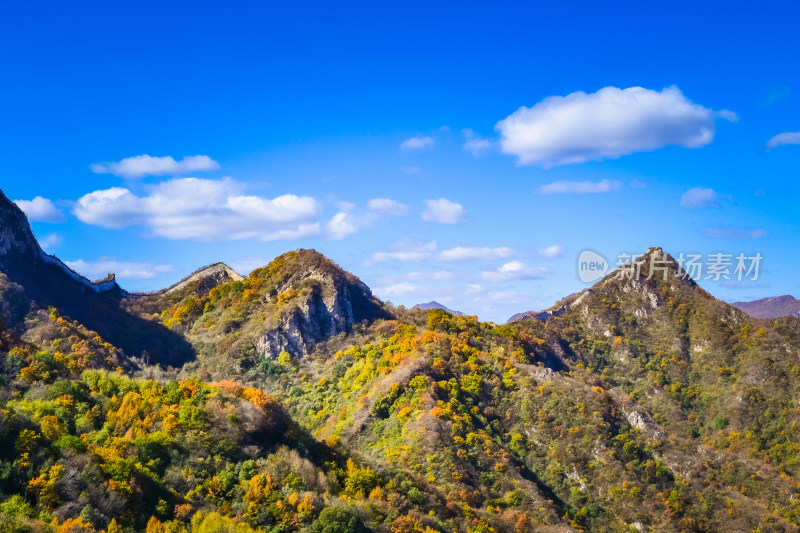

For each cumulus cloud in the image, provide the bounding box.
[437,246,515,262]
[65,257,173,281]
[74,178,322,241]
[680,187,720,209]
[421,198,467,224]
[400,136,435,150]
[766,131,800,151]
[496,86,723,167]
[14,196,65,223]
[538,245,565,259]
[367,198,408,216]
[538,179,621,195]
[704,227,769,240]
[90,154,220,178]
[365,239,438,265]
[482,261,547,282]
[325,211,377,240]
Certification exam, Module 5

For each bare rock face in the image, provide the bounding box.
[253,250,390,358]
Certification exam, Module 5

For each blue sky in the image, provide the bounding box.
[2,1,799,322]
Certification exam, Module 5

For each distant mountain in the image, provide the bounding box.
[506,291,585,324]
[412,300,464,316]
[731,295,800,318]
[165,262,244,297]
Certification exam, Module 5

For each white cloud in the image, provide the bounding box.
[437,246,515,262]
[325,211,377,240]
[65,257,173,281]
[538,245,565,259]
[538,179,621,195]
[766,131,800,151]
[496,86,722,167]
[400,136,435,151]
[704,227,768,240]
[421,198,467,224]
[466,284,486,294]
[680,187,720,209]
[74,177,322,241]
[38,233,63,250]
[366,239,438,265]
[90,154,220,178]
[14,196,65,223]
[367,198,408,215]
[482,261,547,282]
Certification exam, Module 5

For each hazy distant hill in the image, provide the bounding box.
[412,300,464,316]
[732,294,800,318]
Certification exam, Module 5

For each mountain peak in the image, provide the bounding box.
[166,262,243,296]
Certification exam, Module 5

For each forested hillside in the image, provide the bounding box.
[2,190,800,532]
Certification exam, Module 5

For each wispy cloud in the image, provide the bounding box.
[367,198,408,216]
[496,86,731,167]
[366,241,517,265]
[704,227,768,240]
[38,233,63,250]
[766,131,800,151]
[400,136,435,151]
[680,187,720,209]
[14,196,65,223]
[437,246,515,262]
[365,239,438,265]
[65,257,173,281]
[538,245,565,259]
[462,129,493,157]
[421,198,467,224]
[538,179,621,195]
[481,261,547,282]
[90,154,220,178]
[373,282,420,297]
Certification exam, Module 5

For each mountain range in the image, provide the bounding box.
[2,187,800,532]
